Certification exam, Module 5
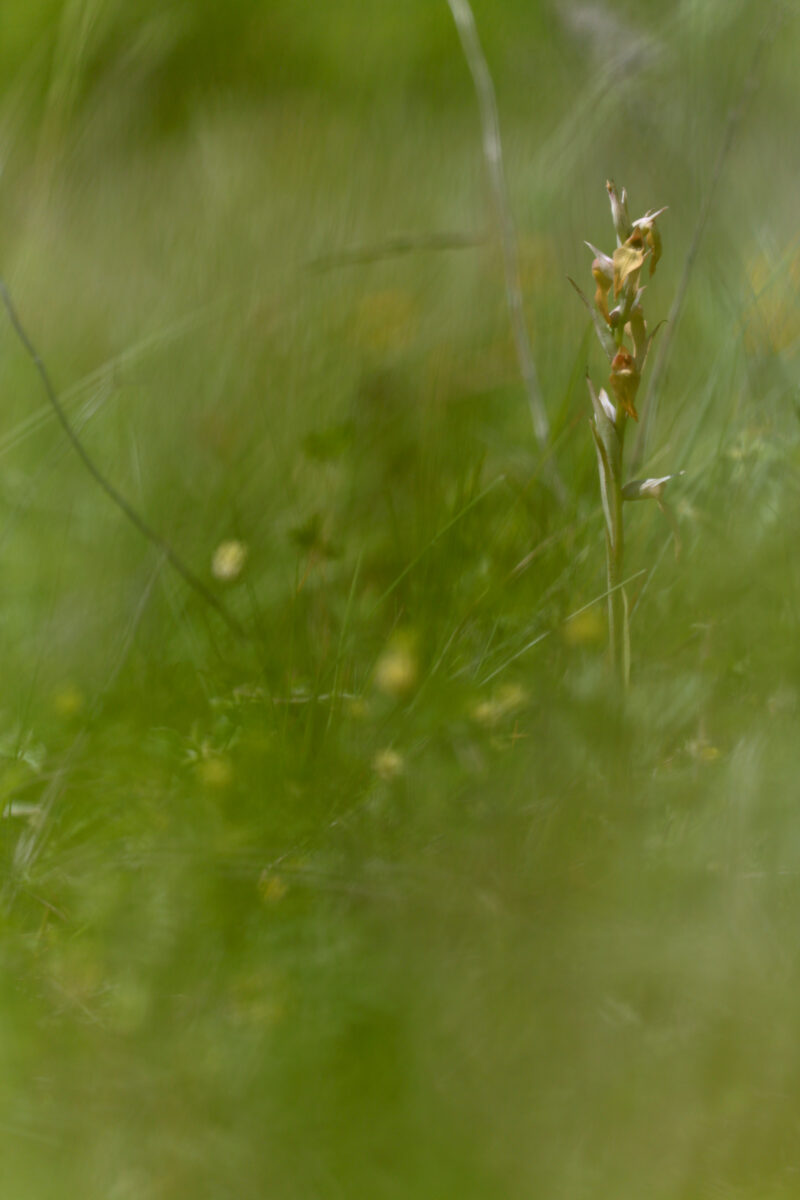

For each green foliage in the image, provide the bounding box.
[1,2,800,1197]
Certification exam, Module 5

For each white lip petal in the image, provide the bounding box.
[598,387,617,422]
[632,207,668,230]
[585,241,614,270]
[622,472,684,501]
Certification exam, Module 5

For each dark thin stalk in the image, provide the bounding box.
[0,280,246,640]
[307,231,485,271]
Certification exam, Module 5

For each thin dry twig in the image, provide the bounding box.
[447,0,566,501]
[0,280,247,640]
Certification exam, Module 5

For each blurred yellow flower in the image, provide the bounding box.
[373,747,404,780]
[687,738,721,763]
[374,633,418,698]
[197,756,233,788]
[471,682,528,727]
[212,539,248,581]
[53,684,85,718]
[743,248,800,355]
[258,871,288,903]
[562,607,605,647]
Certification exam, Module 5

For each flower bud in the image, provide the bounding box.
[609,346,640,421]
[606,179,632,244]
[585,242,614,323]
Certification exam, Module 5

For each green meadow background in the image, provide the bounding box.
[2,1,800,1196]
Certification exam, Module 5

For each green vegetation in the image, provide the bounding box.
[2,2,800,1196]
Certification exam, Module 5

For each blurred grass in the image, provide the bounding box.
[2,1,800,1197]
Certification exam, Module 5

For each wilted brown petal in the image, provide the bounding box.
[646,223,662,276]
[631,208,666,277]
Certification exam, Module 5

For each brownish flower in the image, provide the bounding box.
[612,229,646,298]
[631,208,667,277]
[609,347,640,420]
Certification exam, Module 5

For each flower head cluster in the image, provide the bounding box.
[578,181,678,686]
[585,181,666,421]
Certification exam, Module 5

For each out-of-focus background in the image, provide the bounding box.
[2,1,800,1196]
